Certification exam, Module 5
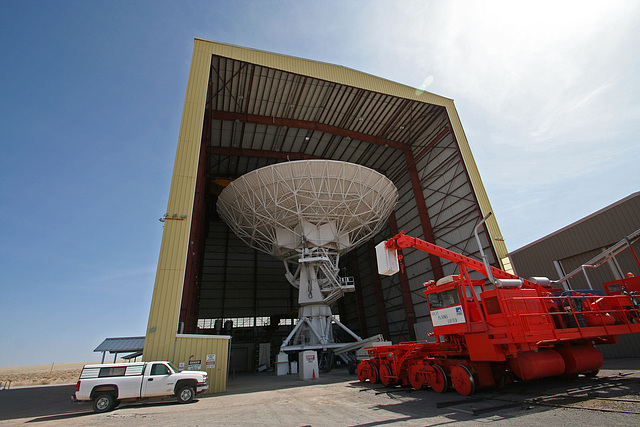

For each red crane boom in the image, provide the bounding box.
[385,231,527,283]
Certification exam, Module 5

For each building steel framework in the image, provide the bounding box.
[177,50,500,346]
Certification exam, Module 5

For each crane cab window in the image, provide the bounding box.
[428,288,460,309]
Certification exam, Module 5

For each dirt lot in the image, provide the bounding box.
[1,359,639,426]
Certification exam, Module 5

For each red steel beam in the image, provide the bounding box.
[389,125,452,183]
[212,110,405,150]
[445,111,499,267]
[350,251,369,337]
[367,239,391,339]
[387,212,417,341]
[214,62,247,98]
[413,126,452,165]
[179,85,213,333]
[403,147,445,281]
[211,146,321,161]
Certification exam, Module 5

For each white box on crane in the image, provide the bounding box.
[376,241,399,276]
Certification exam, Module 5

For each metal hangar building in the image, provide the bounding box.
[143,39,508,392]
[509,193,640,358]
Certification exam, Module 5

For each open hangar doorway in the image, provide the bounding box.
[144,40,506,380]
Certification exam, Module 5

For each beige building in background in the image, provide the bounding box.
[509,192,640,358]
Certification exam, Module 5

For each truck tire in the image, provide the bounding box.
[177,385,195,403]
[93,394,115,413]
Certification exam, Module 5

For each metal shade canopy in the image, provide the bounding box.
[217,160,398,354]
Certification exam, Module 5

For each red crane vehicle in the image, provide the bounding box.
[358,218,640,396]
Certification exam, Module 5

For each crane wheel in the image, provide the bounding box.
[408,364,425,390]
[357,362,380,384]
[451,364,475,396]
[379,364,394,386]
[428,364,448,393]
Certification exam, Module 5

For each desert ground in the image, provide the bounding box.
[0,362,102,388]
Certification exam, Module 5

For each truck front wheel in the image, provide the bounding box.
[177,385,195,403]
[93,394,115,413]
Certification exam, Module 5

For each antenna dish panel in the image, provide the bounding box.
[217,160,398,259]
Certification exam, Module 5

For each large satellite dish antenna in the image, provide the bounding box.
[217,160,398,353]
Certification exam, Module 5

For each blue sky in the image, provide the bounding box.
[1,1,638,366]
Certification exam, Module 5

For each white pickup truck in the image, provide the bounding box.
[73,361,208,413]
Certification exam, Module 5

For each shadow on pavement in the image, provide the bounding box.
[0,385,209,423]
[26,411,95,423]
[360,362,640,425]
[24,399,201,423]
[0,384,90,422]
[221,368,355,396]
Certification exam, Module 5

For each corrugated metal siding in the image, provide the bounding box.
[196,39,451,108]
[600,334,640,358]
[173,335,230,393]
[373,129,496,343]
[144,41,210,362]
[198,218,292,318]
[445,106,507,264]
[510,193,640,279]
[347,132,497,343]
[558,248,612,290]
[341,244,376,337]
[379,176,420,342]
[508,193,640,357]
[201,37,505,263]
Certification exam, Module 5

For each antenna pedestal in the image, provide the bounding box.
[217,160,398,354]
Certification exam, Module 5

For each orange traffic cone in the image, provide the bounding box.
[312,370,316,380]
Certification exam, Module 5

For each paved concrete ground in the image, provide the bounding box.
[1,358,639,426]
